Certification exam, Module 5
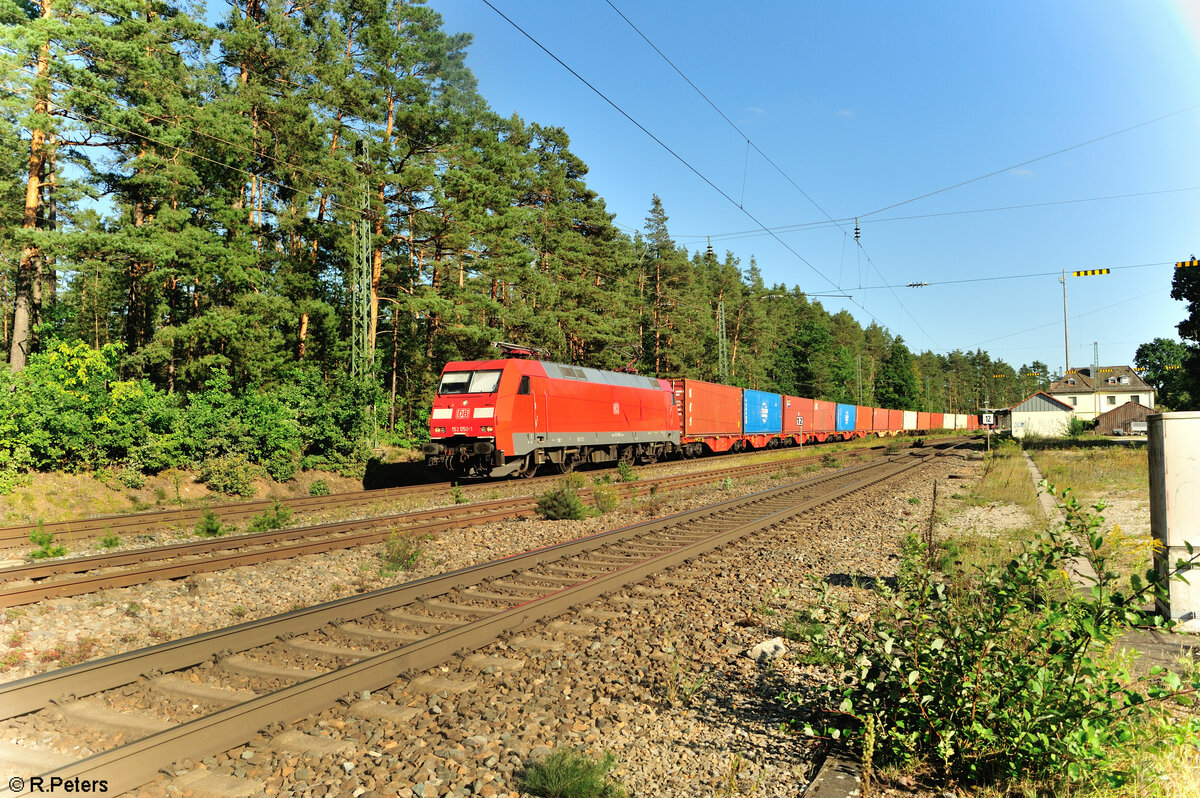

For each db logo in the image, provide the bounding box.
[612,402,620,415]
[455,408,469,419]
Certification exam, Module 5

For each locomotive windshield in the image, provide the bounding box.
[437,370,502,395]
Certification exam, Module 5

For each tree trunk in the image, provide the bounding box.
[9,6,51,371]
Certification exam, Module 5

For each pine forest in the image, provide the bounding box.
[0,0,1053,487]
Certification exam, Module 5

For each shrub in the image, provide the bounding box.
[537,480,588,521]
[199,454,262,497]
[592,484,619,514]
[194,509,230,538]
[117,467,146,490]
[451,483,467,504]
[379,532,430,574]
[97,530,121,550]
[308,479,330,497]
[1067,416,1090,438]
[521,749,625,798]
[28,523,66,559]
[616,460,637,483]
[246,500,293,534]
[821,451,839,468]
[791,482,1200,789]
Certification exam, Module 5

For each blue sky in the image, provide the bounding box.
[429,0,1200,374]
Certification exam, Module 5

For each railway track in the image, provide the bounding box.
[0,440,915,548]
[0,448,888,608]
[0,441,962,796]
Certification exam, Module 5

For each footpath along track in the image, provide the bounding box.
[0,442,963,797]
[0,449,884,608]
[0,443,908,548]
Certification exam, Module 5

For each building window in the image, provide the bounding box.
[1070,396,1077,406]
[1131,395,1140,404]
[1107,395,1116,405]
[1067,379,1076,386]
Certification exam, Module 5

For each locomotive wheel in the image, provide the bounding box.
[512,454,537,479]
[554,452,579,474]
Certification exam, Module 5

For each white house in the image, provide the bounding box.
[1046,366,1155,422]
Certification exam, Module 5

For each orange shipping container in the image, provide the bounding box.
[783,396,815,435]
[672,379,742,436]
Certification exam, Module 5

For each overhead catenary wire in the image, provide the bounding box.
[857,104,1200,219]
[822,259,1172,292]
[960,286,1170,351]
[477,0,890,329]
[675,185,1200,243]
[603,0,936,348]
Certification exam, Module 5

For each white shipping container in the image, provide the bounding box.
[956,413,969,429]
[902,410,918,430]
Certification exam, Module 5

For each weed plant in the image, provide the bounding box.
[616,460,638,483]
[308,479,330,497]
[521,749,625,798]
[451,483,467,504]
[245,500,292,534]
[194,508,230,538]
[791,481,1200,791]
[592,484,619,514]
[537,475,588,521]
[379,532,431,574]
[28,523,66,559]
[96,530,121,549]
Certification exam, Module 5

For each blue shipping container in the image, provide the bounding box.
[743,390,783,434]
[835,403,857,432]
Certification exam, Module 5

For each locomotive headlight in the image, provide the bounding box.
[480,426,493,432]
[433,426,446,433]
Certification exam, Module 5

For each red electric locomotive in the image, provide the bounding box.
[422,345,681,478]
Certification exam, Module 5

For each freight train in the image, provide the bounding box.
[422,345,977,479]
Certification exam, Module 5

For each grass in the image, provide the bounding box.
[378,532,433,575]
[521,749,625,798]
[965,440,1041,515]
[1027,444,1148,500]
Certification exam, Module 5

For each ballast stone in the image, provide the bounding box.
[746,636,788,662]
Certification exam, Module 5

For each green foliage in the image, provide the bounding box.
[616,460,637,483]
[537,478,589,521]
[592,484,619,514]
[97,530,121,550]
[117,467,146,490]
[28,523,66,559]
[521,749,626,798]
[1067,416,1090,438]
[194,509,230,538]
[821,451,839,468]
[199,454,262,497]
[308,479,330,497]
[379,533,430,575]
[792,482,1199,789]
[1135,337,1193,409]
[246,501,293,534]
[451,483,467,504]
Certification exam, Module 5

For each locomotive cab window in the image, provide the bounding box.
[437,370,502,395]
[518,376,531,395]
